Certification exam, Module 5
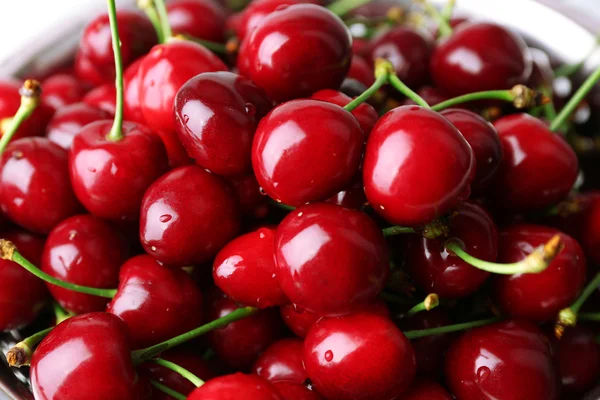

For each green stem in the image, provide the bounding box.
[137,0,164,43]
[572,272,600,314]
[344,73,388,112]
[382,226,416,237]
[406,294,439,317]
[432,90,514,111]
[579,312,600,322]
[154,0,173,41]
[327,0,372,17]
[131,307,258,364]
[5,326,53,367]
[441,0,456,21]
[268,199,295,211]
[422,1,453,38]
[150,381,186,400]
[404,317,501,339]
[540,86,558,121]
[389,75,430,108]
[52,302,73,324]
[0,80,41,154]
[556,272,600,331]
[152,358,204,387]
[105,0,124,141]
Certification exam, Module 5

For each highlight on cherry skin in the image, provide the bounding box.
[1,0,600,399]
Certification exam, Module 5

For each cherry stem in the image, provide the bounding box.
[152,358,204,387]
[327,0,372,17]
[406,294,439,317]
[137,0,165,43]
[5,326,53,368]
[151,381,186,400]
[404,317,501,339]
[441,0,456,22]
[540,86,558,121]
[553,35,600,78]
[268,198,295,211]
[579,312,600,322]
[444,234,564,275]
[53,302,73,325]
[344,74,387,112]
[382,226,416,236]
[388,74,430,108]
[105,0,125,142]
[0,80,41,155]
[154,0,173,40]
[175,34,228,55]
[420,0,453,38]
[555,272,600,335]
[131,307,258,365]
[432,85,544,111]
[0,239,117,299]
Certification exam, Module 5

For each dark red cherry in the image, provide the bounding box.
[123,58,146,125]
[398,378,453,400]
[280,304,319,338]
[489,114,578,211]
[325,176,367,210]
[441,108,502,194]
[272,382,325,400]
[227,174,269,219]
[140,165,241,267]
[276,203,388,316]
[401,86,449,107]
[363,106,474,226]
[252,338,307,384]
[0,138,80,233]
[528,48,554,89]
[75,10,157,86]
[69,121,169,221]
[31,312,140,400]
[493,224,586,322]
[82,83,116,115]
[430,22,532,96]
[0,229,48,331]
[188,373,283,400]
[347,55,375,88]
[174,71,272,177]
[214,226,286,308]
[367,27,433,89]
[252,99,364,206]
[46,102,110,150]
[310,89,378,137]
[0,80,51,140]
[445,319,558,400]
[304,312,416,400]
[552,326,600,395]
[41,214,128,314]
[41,74,86,112]
[168,0,227,42]
[107,255,203,349]
[579,194,600,265]
[237,4,352,102]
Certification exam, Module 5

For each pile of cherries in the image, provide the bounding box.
[1,0,600,399]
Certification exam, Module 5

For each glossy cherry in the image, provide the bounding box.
[122,58,146,124]
[174,71,272,177]
[528,48,554,89]
[430,22,532,96]
[552,326,600,395]
[272,382,325,400]
[0,137,81,233]
[252,99,364,206]
[280,304,319,338]
[46,102,110,150]
[304,311,416,400]
[41,74,87,112]
[347,55,375,88]
[187,373,283,400]
[168,0,228,42]
[310,89,378,137]
[82,84,116,115]
[325,176,367,210]
[30,312,141,400]
[227,174,269,219]
[0,80,51,140]
[140,165,241,267]
[445,319,558,400]
[363,105,474,226]
[398,378,453,400]
[237,4,352,102]
[252,338,307,384]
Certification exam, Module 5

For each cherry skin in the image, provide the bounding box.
[252,99,364,206]
[0,229,48,331]
[490,113,578,211]
[41,214,128,314]
[46,103,110,150]
[280,304,319,338]
[30,312,141,400]
[122,58,146,125]
[187,373,283,400]
[552,326,600,395]
[41,73,87,112]
[107,255,203,349]
[252,338,307,384]
[325,176,367,210]
[304,311,416,400]
[430,22,532,96]
[494,224,586,322]
[398,378,453,400]
[272,382,325,400]
[347,55,375,88]
[82,84,116,115]
[0,137,81,233]
[578,193,600,266]
[75,10,157,86]
[227,174,269,219]
[528,48,554,89]
[310,89,378,137]
[174,71,272,177]
[168,0,228,42]
[363,105,474,226]
[237,4,352,102]
[140,165,241,267]
[445,319,558,400]
[401,86,449,107]
[276,203,389,316]
[0,80,52,140]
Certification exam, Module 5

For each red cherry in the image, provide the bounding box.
[174,71,272,177]
[41,74,87,112]
[275,203,388,316]
[46,103,110,150]
[280,304,319,338]
[490,113,578,211]
[82,83,116,115]
[363,105,474,226]
[430,22,532,96]
[140,165,241,267]
[187,373,283,400]
[252,99,364,206]
[310,89,378,137]
[552,326,600,395]
[75,10,157,86]
[107,255,203,349]
[227,174,269,219]
[69,121,169,221]
[252,338,307,384]
[397,378,453,400]
[401,86,450,107]
[578,193,600,266]
[494,224,586,321]
[168,0,228,42]
[528,48,554,89]
[272,382,325,400]
[325,176,367,210]
[0,138,81,233]
[347,55,375,88]
[304,312,416,400]
[41,214,128,314]
[237,4,351,102]
[0,80,51,140]
[31,312,141,400]
[445,319,558,400]
[0,229,48,330]
[123,58,146,125]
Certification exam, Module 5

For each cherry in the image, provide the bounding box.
[430,22,532,96]
[187,373,283,400]
[347,55,375,88]
[445,319,558,400]
[237,4,352,102]
[528,48,554,89]
[123,58,146,125]
[41,214,128,314]
[174,71,272,177]
[234,0,319,39]
[489,113,578,211]
[310,89,378,137]
[82,83,116,115]
[0,229,48,331]
[363,105,474,226]
[401,86,449,107]
[578,193,600,266]
[272,382,325,400]
[0,137,81,233]
[46,102,110,150]
[168,0,228,42]
[325,176,367,210]
[252,100,364,206]
[140,165,241,267]
[275,203,388,316]
[440,108,502,193]
[41,74,87,112]
[0,80,51,141]
[213,226,286,308]
[30,312,141,400]
[280,304,319,338]
[107,254,204,349]
[252,338,307,384]
[304,311,416,400]
[397,378,453,400]
[75,10,157,86]
[227,174,269,219]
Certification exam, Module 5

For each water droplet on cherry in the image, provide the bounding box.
[324,350,334,362]
[159,214,172,223]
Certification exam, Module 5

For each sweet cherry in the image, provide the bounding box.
[122,58,146,124]
[398,378,453,400]
[41,74,87,112]
[310,89,378,137]
[552,326,600,395]
[279,304,319,338]
[46,102,110,149]
[82,84,116,115]
[187,373,283,400]
[168,0,228,42]
[347,55,375,88]
[227,174,269,219]
[272,382,325,400]
[0,80,51,141]
[252,338,307,384]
